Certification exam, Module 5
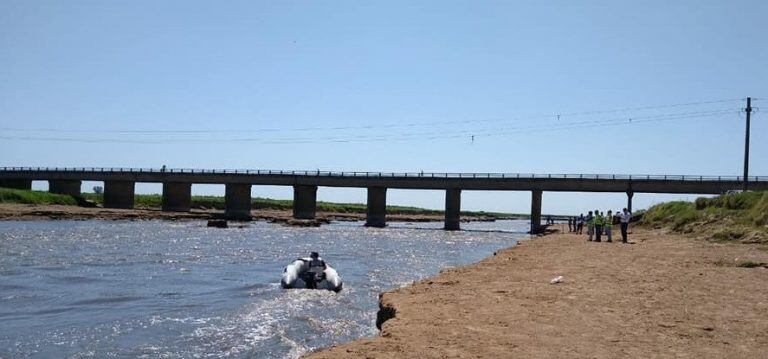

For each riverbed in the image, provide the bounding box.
[0,220,526,358]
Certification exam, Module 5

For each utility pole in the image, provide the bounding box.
[743,97,752,191]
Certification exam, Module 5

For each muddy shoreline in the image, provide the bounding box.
[307,228,768,358]
[0,203,513,225]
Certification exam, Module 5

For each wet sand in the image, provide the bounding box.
[308,228,768,358]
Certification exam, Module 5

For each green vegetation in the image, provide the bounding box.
[639,191,768,243]
[78,193,516,218]
[736,260,767,268]
[0,187,78,205]
[1,187,519,218]
[639,201,698,232]
[713,258,767,268]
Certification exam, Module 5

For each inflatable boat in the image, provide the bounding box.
[280,258,343,292]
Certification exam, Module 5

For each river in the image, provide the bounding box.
[0,219,528,358]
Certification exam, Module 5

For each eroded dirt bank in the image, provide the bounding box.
[308,228,768,358]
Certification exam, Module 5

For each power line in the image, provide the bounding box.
[226,108,740,144]
[0,109,734,144]
[0,97,746,135]
[0,108,741,145]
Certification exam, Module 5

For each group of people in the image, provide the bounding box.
[567,208,632,243]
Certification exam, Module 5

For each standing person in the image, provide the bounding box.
[586,211,595,241]
[604,210,613,242]
[620,208,632,243]
[567,217,573,232]
[577,214,585,234]
[594,210,604,242]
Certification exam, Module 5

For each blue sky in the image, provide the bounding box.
[1,1,766,214]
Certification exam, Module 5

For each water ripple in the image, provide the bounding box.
[70,296,146,306]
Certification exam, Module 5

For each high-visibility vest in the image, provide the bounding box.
[595,214,604,226]
[604,214,613,227]
[587,216,595,226]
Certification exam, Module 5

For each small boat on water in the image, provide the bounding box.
[280,256,343,292]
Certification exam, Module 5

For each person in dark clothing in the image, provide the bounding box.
[304,252,327,289]
[308,252,326,269]
[619,208,632,243]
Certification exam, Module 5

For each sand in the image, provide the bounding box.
[307,227,768,358]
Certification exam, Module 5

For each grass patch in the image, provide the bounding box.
[711,228,747,242]
[639,201,697,230]
[696,192,762,210]
[0,187,78,206]
[736,260,767,268]
[713,258,767,268]
[639,191,768,243]
[747,192,768,226]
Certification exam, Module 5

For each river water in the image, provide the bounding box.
[0,219,527,358]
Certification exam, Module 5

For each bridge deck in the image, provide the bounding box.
[1,167,766,194]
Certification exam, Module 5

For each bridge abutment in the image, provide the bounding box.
[530,190,543,234]
[225,183,252,220]
[366,187,387,227]
[0,179,32,190]
[162,182,191,212]
[49,179,81,196]
[293,185,317,219]
[104,181,135,209]
[444,188,461,230]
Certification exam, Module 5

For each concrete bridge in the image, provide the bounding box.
[1,167,767,233]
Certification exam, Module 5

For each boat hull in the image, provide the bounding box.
[280,258,343,292]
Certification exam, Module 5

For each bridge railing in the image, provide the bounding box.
[0,167,766,182]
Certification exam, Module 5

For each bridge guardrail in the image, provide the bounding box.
[0,167,766,182]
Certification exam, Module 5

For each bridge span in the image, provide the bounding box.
[1,167,766,233]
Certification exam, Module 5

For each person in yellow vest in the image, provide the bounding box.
[586,211,595,241]
[604,210,613,242]
[594,210,604,242]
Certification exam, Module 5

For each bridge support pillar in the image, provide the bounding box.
[366,187,387,227]
[104,181,135,209]
[162,182,191,212]
[225,183,252,220]
[444,188,461,230]
[531,190,543,234]
[293,185,317,219]
[49,180,81,196]
[627,191,634,213]
[0,179,32,190]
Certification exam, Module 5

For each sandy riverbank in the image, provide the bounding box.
[0,203,502,224]
[307,228,768,358]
